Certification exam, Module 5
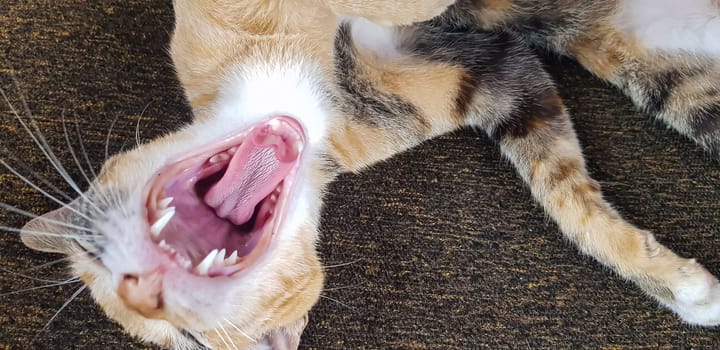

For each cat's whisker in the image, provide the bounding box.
[136,100,152,147]
[0,159,95,223]
[61,112,96,191]
[213,329,233,350]
[0,277,81,297]
[0,202,95,233]
[321,258,363,269]
[73,117,98,179]
[105,113,120,162]
[0,266,72,284]
[223,318,255,343]
[32,284,87,343]
[322,283,363,292]
[0,225,98,240]
[0,83,103,215]
[217,321,240,350]
[0,151,75,203]
[319,294,355,310]
[20,251,95,273]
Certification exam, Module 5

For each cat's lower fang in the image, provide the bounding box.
[193,248,242,276]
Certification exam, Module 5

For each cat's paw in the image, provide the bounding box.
[668,260,720,326]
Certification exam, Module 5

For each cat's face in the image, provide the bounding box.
[20,111,329,348]
[18,1,342,348]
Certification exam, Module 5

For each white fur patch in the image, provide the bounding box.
[214,63,330,146]
[345,16,403,60]
[614,0,720,56]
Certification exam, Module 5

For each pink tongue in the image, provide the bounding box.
[204,125,298,225]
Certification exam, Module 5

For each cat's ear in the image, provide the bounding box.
[253,314,308,350]
[21,202,81,254]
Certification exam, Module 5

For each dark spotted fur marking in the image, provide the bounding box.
[334,24,420,128]
[643,69,685,115]
[693,105,720,137]
[495,88,565,139]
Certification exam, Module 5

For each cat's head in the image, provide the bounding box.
[19,2,342,348]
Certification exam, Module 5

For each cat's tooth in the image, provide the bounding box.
[270,193,277,202]
[214,249,226,266]
[268,119,281,130]
[158,197,174,209]
[209,152,230,164]
[228,146,238,155]
[150,207,175,237]
[225,250,238,265]
[195,249,219,276]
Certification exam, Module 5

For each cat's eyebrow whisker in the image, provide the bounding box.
[0,159,95,223]
[0,84,103,215]
[32,284,87,343]
[223,318,256,343]
[0,277,81,297]
[0,202,95,233]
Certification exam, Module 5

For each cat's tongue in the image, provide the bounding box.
[204,123,299,225]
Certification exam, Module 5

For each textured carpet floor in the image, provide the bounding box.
[1,1,719,349]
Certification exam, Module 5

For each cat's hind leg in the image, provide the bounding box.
[335,17,720,325]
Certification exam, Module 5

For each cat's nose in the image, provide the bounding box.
[117,272,164,318]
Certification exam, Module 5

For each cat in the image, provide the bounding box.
[5,0,719,349]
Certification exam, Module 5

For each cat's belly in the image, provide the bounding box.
[614,0,720,56]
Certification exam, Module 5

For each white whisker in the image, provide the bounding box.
[0,225,97,240]
[0,83,103,215]
[20,251,93,272]
[323,283,363,292]
[214,328,234,350]
[33,284,87,342]
[0,159,95,222]
[217,322,240,350]
[136,100,152,147]
[223,318,256,343]
[0,277,81,297]
[322,258,363,269]
[0,266,75,284]
[319,294,355,310]
[62,112,94,190]
[0,202,95,233]
[105,113,120,161]
[73,118,98,179]
[0,153,75,203]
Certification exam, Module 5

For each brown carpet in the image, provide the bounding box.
[1,1,719,349]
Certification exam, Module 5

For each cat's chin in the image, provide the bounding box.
[142,116,305,279]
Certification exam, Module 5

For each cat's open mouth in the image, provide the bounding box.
[144,117,304,277]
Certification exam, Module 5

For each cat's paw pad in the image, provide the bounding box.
[669,259,720,326]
